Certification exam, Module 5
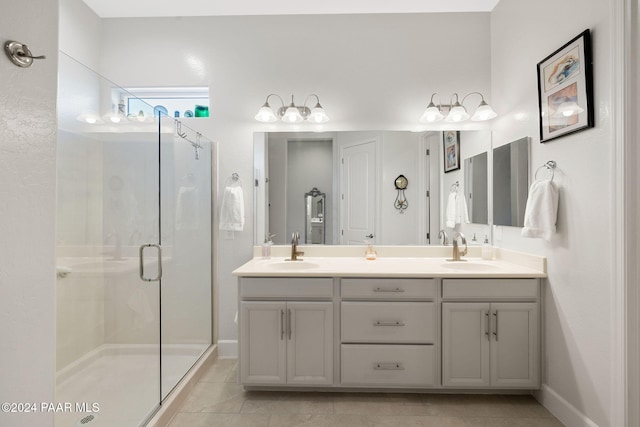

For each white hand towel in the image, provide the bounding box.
[175,185,198,231]
[219,186,245,231]
[456,192,470,225]
[445,191,470,228]
[445,192,457,228]
[521,179,559,241]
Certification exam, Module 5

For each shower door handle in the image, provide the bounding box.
[139,244,163,282]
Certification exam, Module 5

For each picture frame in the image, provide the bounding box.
[443,130,460,173]
[537,29,594,143]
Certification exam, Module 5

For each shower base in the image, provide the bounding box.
[55,344,207,427]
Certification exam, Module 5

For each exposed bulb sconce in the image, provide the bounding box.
[419,92,497,123]
[255,94,329,123]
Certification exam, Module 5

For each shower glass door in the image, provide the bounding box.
[159,115,212,399]
[56,53,213,426]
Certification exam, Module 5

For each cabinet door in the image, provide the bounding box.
[490,302,539,388]
[442,302,491,387]
[240,301,287,385]
[287,302,333,385]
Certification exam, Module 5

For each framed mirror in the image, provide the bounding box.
[305,187,326,244]
[492,137,530,227]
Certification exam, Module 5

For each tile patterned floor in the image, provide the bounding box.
[168,359,564,427]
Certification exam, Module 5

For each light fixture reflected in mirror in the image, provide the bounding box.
[420,92,497,123]
[102,103,126,124]
[255,94,329,123]
[551,100,584,118]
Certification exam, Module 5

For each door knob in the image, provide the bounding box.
[365,234,374,239]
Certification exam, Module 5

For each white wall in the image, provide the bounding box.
[491,0,614,425]
[98,13,491,350]
[59,0,101,69]
[0,1,58,426]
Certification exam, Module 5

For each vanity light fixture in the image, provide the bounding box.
[255,94,329,124]
[419,92,497,123]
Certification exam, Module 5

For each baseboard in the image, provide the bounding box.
[217,339,238,358]
[534,384,599,427]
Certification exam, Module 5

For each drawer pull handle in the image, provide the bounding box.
[374,363,404,371]
[373,320,405,327]
[373,287,405,293]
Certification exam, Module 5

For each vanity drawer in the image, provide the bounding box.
[240,277,333,299]
[341,301,435,343]
[341,344,436,387]
[341,278,436,300]
[442,279,539,300]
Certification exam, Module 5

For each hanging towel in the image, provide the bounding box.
[445,191,470,228]
[175,185,198,231]
[219,186,245,231]
[521,179,559,241]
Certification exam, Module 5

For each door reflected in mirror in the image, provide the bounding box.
[464,152,488,224]
[493,137,530,227]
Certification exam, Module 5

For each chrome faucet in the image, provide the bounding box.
[287,232,304,261]
[452,232,468,261]
[438,229,449,246]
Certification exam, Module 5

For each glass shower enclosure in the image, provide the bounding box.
[55,52,212,426]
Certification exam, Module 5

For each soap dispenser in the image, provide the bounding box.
[482,235,493,260]
[262,233,275,258]
[364,239,377,260]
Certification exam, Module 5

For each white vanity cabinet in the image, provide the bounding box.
[441,279,540,389]
[239,278,333,386]
[340,278,438,387]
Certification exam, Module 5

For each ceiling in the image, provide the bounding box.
[82,0,500,18]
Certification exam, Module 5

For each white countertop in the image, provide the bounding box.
[233,246,547,278]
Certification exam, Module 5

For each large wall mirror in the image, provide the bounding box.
[492,136,530,227]
[253,130,492,246]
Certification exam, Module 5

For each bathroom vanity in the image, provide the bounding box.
[233,246,546,392]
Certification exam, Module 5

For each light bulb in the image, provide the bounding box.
[419,103,444,123]
[446,105,470,122]
[308,104,329,123]
[282,106,303,123]
[255,105,277,123]
[471,101,498,121]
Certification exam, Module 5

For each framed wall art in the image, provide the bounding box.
[537,29,594,143]
[443,130,460,173]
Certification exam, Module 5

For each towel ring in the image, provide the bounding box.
[226,173,242,187]
[450,181,460,192]
[534,161,556,181]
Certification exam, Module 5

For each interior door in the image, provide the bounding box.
[340,139,377,244]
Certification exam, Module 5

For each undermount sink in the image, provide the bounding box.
[441,261,497,271]
[267,261,321,270]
